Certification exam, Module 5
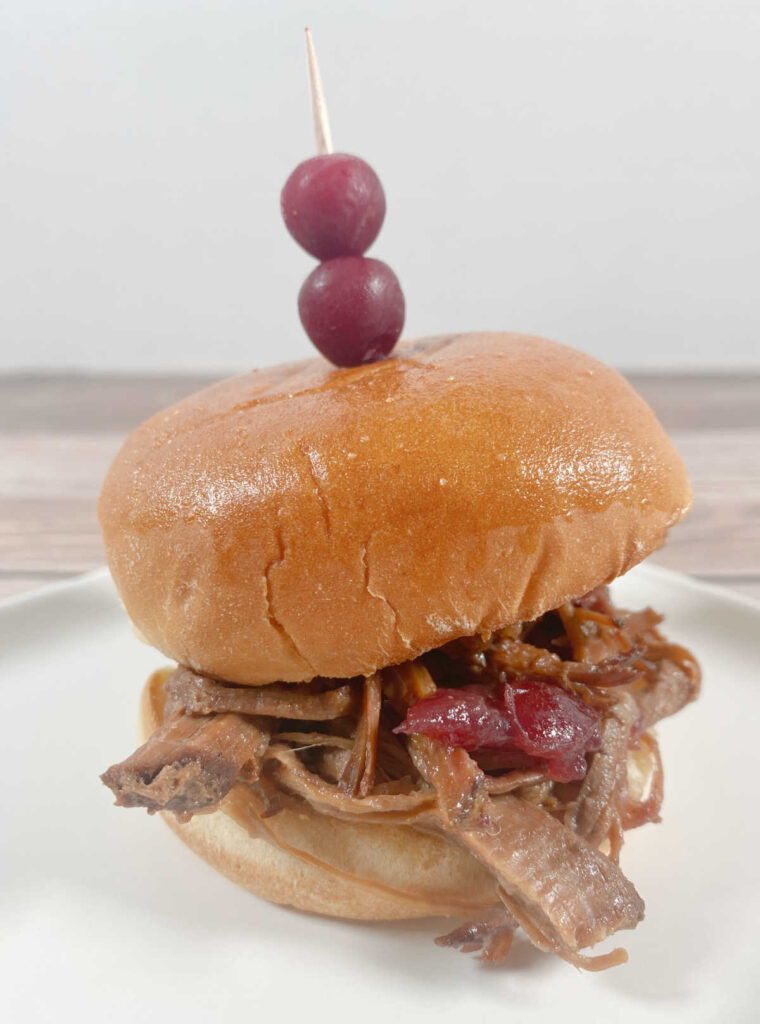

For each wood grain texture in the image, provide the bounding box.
[1,370,758,432]
[0,373,758,604]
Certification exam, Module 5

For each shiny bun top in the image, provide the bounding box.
[100,333,691,684]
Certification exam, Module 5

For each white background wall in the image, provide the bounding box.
[2,0,758,372]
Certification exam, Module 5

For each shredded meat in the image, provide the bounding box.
[497,885,629,971]
[488,639,643,694]
[410,739,645,962]
[406,734,488,828]
[101,712,271,818]
[382,661,437,712]
[435,905,518,964]
[339,673,382,797]
[485,769,546,794]
[101,583,699,970]
[165,667,358,720]
[634,650,701,729]
[266,743,437,822]
[620,732,664,830]
[274,731,354,751]
[565,693,639,849]
[559,601,634,662]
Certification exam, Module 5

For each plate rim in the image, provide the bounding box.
[0,566,111,613]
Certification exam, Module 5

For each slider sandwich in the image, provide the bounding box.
[101,332,699,969]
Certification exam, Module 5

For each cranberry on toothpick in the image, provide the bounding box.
[299,257,405,366]
[281,28,405,367]
[282,154,386,260]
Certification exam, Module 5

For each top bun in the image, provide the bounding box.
[99,333,691,685]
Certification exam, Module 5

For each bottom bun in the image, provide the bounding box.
[139,669,656,921]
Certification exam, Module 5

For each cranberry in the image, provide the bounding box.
[298,256,405,367]
[281,153,386,260]
[396,678,602,783]
[396,685,511,750]
[500,680,602,782]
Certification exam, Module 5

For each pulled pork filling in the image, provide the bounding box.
[101,585,700,969]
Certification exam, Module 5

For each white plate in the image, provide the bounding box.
[1,565,758,1023]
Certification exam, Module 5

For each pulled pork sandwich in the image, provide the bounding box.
[100,332,700,970]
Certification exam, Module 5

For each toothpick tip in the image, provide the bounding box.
[305,28,333,156]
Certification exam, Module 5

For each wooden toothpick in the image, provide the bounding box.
[305,27,333,155]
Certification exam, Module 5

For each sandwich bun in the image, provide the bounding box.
[100,333,691,686]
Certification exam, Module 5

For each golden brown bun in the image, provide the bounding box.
[138,673,498,920]
[138,670,658,921]
[101,333,691,685]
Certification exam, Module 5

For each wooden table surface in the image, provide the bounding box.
[1,372,759,604]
